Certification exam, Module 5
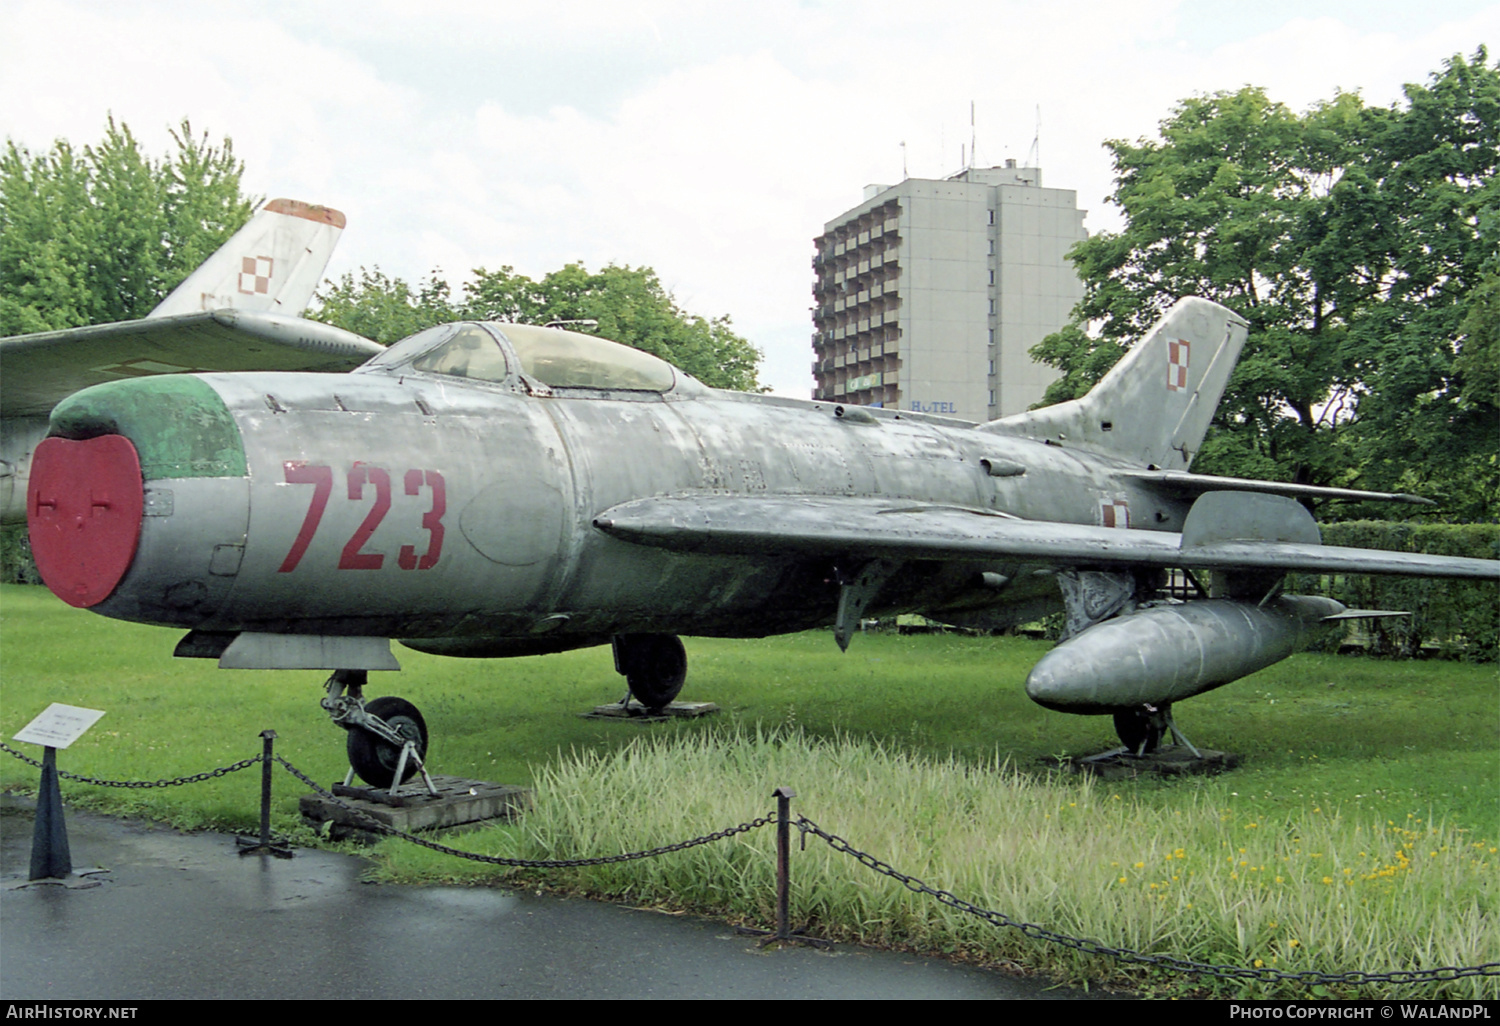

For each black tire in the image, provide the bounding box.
[347,696,428,788]
[619,634,687,711]
[1113,708,1164,755]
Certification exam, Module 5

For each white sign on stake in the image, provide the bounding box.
[13,704,106,750]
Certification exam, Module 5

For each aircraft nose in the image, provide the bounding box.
[27,434,145,607]
[30,376,249,619]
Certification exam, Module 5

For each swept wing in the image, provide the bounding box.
[594,495,1500,580]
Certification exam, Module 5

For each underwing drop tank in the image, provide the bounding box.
[1024,596,1346,715]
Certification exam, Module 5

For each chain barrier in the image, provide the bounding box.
[0,740,263,788]
[272,754,775,868]
[6,738,1495,986]
[795,814,1500,988]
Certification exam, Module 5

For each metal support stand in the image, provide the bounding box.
[237,730,293,858]
[387,740,440,800]
[1163,708,1203,758]
[30,746,71,880]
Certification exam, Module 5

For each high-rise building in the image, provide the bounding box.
[811,162,1087,421]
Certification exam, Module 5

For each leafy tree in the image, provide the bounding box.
[313,262,764,391]
[0,117,252,334]
[1032,49,1498,521]
[1,118,253,582]
[311,266,459,345]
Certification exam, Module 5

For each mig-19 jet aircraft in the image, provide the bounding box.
[16,242,1500,788]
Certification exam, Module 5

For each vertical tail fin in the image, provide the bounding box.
[983,297,1249,470]
[148,199,345,319]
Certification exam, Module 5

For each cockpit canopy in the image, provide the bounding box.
[359,322,695,395]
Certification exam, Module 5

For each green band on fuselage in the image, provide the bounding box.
[49,375,246,479]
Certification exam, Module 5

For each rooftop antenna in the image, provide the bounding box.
[970,101,977,168]
[901,140,907,179]
[1025,104,1041,167]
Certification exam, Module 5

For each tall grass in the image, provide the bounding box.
[2,583,1495,995]
[371,728,1497,999]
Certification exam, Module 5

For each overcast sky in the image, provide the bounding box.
[2,1,1496,395]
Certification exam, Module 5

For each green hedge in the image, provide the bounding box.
[1291,522,1499,661]
[0,526,40,585]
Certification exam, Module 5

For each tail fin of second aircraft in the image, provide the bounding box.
[149,199,346,320]
[982,297,1250,471]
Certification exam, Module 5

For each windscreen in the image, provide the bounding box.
[408,325,510,382]
[497,324,675,392]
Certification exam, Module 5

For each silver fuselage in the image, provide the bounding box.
[82,365,1184,653]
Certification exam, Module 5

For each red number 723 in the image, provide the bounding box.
[277,462,445,573]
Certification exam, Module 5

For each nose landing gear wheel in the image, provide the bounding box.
[347,696,429,788]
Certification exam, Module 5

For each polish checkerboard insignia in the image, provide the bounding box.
[238,255,274,295]
[1099,497,1130,529]
[1167,337,1190,391]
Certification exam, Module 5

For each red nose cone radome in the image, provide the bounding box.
[27,435,144,608]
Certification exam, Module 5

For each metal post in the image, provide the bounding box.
[257,731,276,846]
[29,746,71,880]
[237,730,293,858]
[772,786,796,942]
[738,786,825,949]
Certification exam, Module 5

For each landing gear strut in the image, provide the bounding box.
[1111,703,1203,758]
[321,669,435,791]
[612,634,687,712]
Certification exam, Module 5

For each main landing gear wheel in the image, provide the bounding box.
[614,634,687,712]
[347,696,429,788]
[1113,705,1166,756]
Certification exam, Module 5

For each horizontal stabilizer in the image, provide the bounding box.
[594,495,1500,581]
[1322,609,1410,621]
[1125,470,1434,506]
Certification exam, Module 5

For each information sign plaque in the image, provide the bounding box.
[14,704,106,750]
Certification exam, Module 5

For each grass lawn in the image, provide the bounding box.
[2,583,1496,996]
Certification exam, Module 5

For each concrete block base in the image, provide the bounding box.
[299,775,531,843]
[583,699,720,721]
[1041,745,1242,780]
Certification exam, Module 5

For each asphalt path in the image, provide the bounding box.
[0,796,1117,1000]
